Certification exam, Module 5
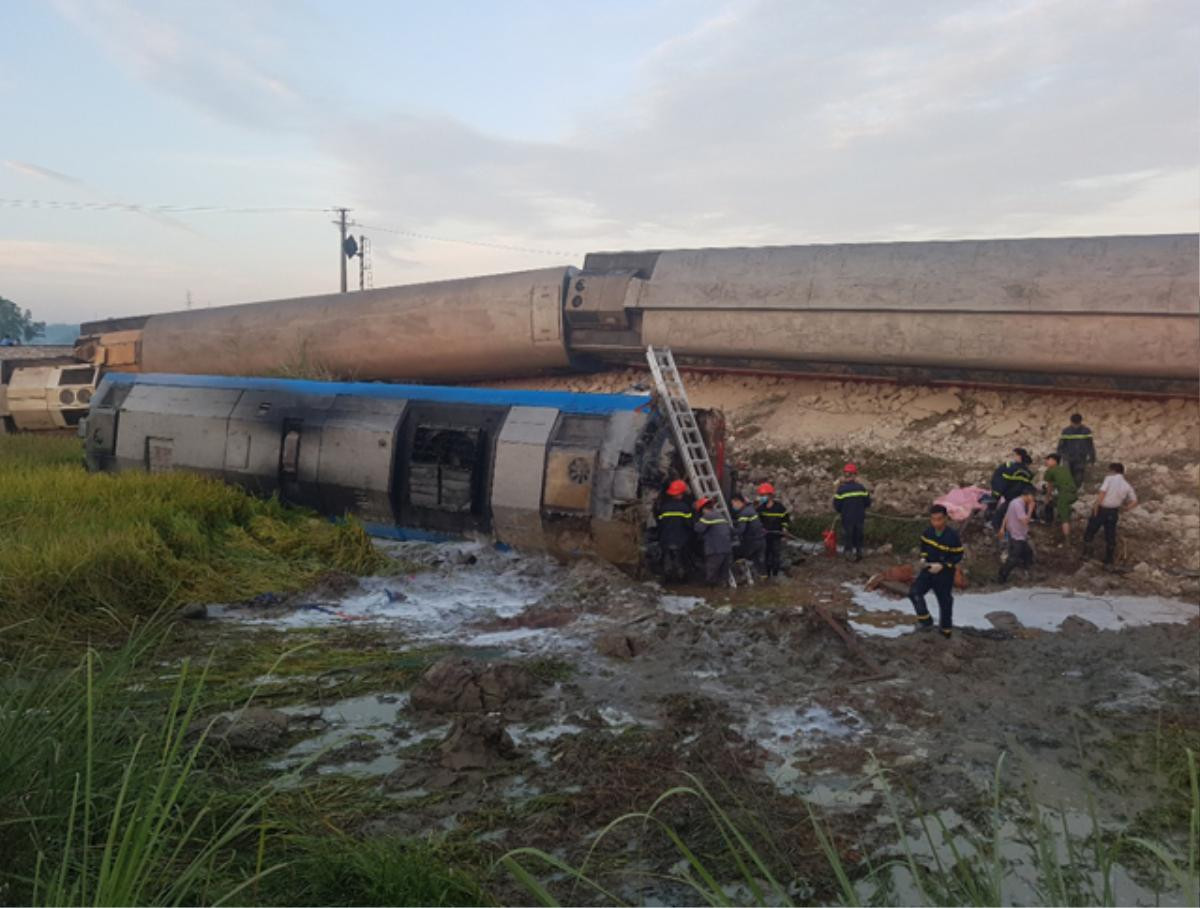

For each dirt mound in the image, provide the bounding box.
[596,630,653,660]
[201,706,290,753]
[438,715,518,770]
[410,657,534,713]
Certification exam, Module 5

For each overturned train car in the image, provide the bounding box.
[75,233,1200,396]
[82,373,725,566]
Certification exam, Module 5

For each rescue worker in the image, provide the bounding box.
[654,479,694,583]
[756,483,790,578]
[909,504,965,637]
[694,497,733,587]
[1057,413,1096,489]
[833,463,872,561]
[1083,462,1137,566]
[989,448,1035,529]
[731,492,766,576]
[997,488,1035,582]
[1042,452,1077,545]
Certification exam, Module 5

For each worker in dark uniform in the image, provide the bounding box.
[989,448,1035,529]
[833,463,872,561]
[730,492,766,576]
[655,479,694,583]
[756,482,790,578]
[694,497,733,587]
[1057,413,1096,489]
[909,504,965,638]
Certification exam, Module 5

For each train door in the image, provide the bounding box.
[393,403,507,535]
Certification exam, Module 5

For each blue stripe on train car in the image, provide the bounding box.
[101,372,651,414]
[361,523,460,543]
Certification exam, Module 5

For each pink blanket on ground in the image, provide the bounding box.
[935,485,989,522]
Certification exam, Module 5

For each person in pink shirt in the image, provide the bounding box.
[997,489,1035,583]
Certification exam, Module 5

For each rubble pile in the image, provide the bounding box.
[483,370,1200,587]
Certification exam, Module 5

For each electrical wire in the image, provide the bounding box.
[1,198,581,258]
[0,198,327,214]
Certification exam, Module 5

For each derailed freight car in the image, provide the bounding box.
[81,373,726,566]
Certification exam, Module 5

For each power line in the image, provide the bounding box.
[0,198,328,214]
[1,197,581,258]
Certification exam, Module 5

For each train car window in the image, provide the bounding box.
[58,367,97,386]
[410,425,481,512]
[551,414,607,447]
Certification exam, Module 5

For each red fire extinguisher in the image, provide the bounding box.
[822,517,839,556]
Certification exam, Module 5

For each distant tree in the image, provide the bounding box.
[0,296,46,342]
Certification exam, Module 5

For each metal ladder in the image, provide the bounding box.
[645,346,751,587]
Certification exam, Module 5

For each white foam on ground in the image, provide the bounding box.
[659,595,705,615]
[210,556,560,643]
[849,585,1198,634]
[742,704,867,794]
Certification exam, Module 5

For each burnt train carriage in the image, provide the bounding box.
[82,373,721,566]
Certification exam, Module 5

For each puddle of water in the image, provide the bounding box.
[743,704,867,794]
[872,806,1193,907]
[273,693,450,778]
[848,585,1198,635]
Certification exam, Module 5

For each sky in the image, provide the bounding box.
[1,0,1197,325]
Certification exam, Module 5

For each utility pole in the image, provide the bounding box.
[333,207,352,293]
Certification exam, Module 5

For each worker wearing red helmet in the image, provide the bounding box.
[833,463,872,562]
[755,482,791,578]
[655,479,695,583]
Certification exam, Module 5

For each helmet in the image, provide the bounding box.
[666,479,688,496]
[843,463,858,474]
[695,497,711,510]
[756,482,775,495]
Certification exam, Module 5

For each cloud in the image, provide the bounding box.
[324,0,1198,259]
[50,0,316,130]
[4,157,198,234]
[4,160,86,186]
[44,0,1200,296]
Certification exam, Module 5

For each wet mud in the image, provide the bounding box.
[195,539,1199,904]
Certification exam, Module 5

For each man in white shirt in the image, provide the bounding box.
[1083,462,1137,566]
[998,489,1035,582]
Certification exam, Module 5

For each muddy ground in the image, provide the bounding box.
[182,537,1199,906]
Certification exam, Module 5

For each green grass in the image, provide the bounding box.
[745,446,959,483]
[502,758,1200,907]
[254,837,485,906]
[0,621,488,907]
[788,512,926,553]
[0,434,385,648]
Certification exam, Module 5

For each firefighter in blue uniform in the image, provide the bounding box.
[910,504,965,637]
[1057,413,1096,488]
[833,463,872,561]
[755,482,790,577]
[730,492,766,576]
[694,497,733,586]
[655,479,694,583]
[989,447,1035,529]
